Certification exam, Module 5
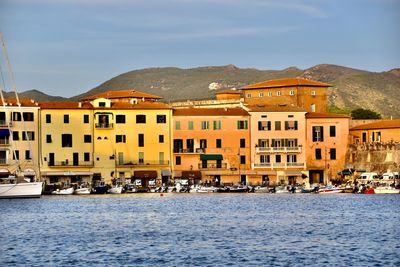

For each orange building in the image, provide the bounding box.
[215,90,242,101]
[349,120,400,143]
[305,112,350,184]
[241,77,330,113]
[172,107,251,186]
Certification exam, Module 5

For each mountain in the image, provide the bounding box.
[18,64,400,118]
[4,89,68,102]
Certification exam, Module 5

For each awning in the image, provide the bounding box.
[338,168,355,175]
[134,170,158,179]
[285,171,303,176]
[0,168,9,175]
[200,154,223,160]
[161,169,172,176]
[257,171,277,175]
[182,170,202,179]
[42,171,93,176]
[0,129,10,136]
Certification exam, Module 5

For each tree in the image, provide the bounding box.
[351,108,382,119]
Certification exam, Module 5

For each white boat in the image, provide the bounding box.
[374,186,400,194]
[254,186,270,193]
[0,179,43,198]
[318,185,343,194]
[75,187,91,195]
[108,185,123,194]
[51,187,74,195]
[190,185,218,193]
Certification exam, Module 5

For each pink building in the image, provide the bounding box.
[172,108,251,185]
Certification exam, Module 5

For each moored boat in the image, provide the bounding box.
[0,178,43,198]
[52,187,74,195]
[75,187,91,195]
[318,185,343,194]
[373,186,399,194]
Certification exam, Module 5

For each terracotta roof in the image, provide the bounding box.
[108,101,170,110]
[246,104,307,112]
[81,89,162,101]
[241,77,331,90]
[350,120,400,131]
[173,107,249,116]
[39,102,93,109]
[1,98,39,107]
[215,90,242,95]
[306,112,350,118]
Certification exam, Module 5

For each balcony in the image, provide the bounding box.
[198,163,228,170]
[95,123,114,129]
[0,138,10,146]
[0,158,7,165]
[174,148,205,154]
[256,146,302,153]
[0,120,12,127]
[117,160,170,167]
[253,162,305,169]
[48,161,94,167]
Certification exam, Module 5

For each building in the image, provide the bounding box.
[248,105,307,186]
[0,99,40,181]
[215,90,242,101]
[305,112,350,184]
[241,77,330,113]
[349,119,400,143]
[172,107,251,185]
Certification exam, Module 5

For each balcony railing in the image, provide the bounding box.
[48,161,94,167]
[117,160,170,166]
[254,162,305,168]
[0,158,7,165]
[198,163,228,170]
[0,120,12,127]
[95,123,114,129]
[0,139,10,145]
[174,148,205,154]
[256,146,302,153]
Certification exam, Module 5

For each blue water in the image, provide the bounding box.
[1,194,399,266]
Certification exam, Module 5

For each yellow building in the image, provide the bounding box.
[39,102,94,189]
[0,99,40,181]
[81,90,173,187]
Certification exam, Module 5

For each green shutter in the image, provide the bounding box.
[245,120,248,129]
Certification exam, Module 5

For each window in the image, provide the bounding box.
[258,121,271,131]
[175,156,181,165]
[277,91,281,96]
[216,139,222,148]
[138,134,144,147]
[46,114,51,123]
[64,114,69,124]
[61,134,72,147]
[290,90,295,96]
[330,148,336,160]
[83,114,89,123]
[175,121,181,130]
[240,138,246,148]
[201,121,209,130]
[84,152,90,162]
[261,115,267,118]
[275,121,281,131]
[99,102,106,107]
[285,121,298,130]
[260,155,270,163]
[330,126,336,137]
[22,131,35,141]
[268,92,272,97]
[259,92,264,97]
[159,135,164,143]
[312,126,324,142]
[240,155,246,164]
[213,120,221,130]
[188,121,194,130]
[287,154,297,163]
[237,120,248,129]
[25,150,32,160]
[13,150,19,160]
[84,135,92,143]
[315,148,322,160]
[116,135,126,143]
[22,112,34,121]
[310,104,316,112]
[246,93,251,98]
[288,115,294,118]
[46,134,52,143]
[12,131,19,141]
[311,91,316,96]
[116,115,126,124]
[275,155,281,163]
[157,115,166,123]
[159,152,165,164]
[12,112,21,121]
[139,152,144,164]
[200,139,207,149]
[136,115,146,124]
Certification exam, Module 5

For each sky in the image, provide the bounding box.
[0,0,399,97]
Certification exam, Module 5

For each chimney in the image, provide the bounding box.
[78,102,82,108]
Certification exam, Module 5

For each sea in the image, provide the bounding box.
[1,193,399,266]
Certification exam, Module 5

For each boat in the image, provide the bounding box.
[0,176,43,198]
[301,186,319,193]
[373,186,400,194]
[318,185,343,194]
[218,184,249,193]
[75,185,91,195]
[0,33,43,199]
[108,184,124,194]
[92,181,108,194]
[254,186,270,193]
[51,187,74,195]
[190,185,218,193]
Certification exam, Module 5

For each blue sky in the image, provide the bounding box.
[0,0,399,97]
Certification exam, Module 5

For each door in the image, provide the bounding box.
[73,153,79,166]
[214,175,221,186]
[49,153,55,166]
[186,139,194,152]
[173,139,183,153]
[240,175,246,185]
